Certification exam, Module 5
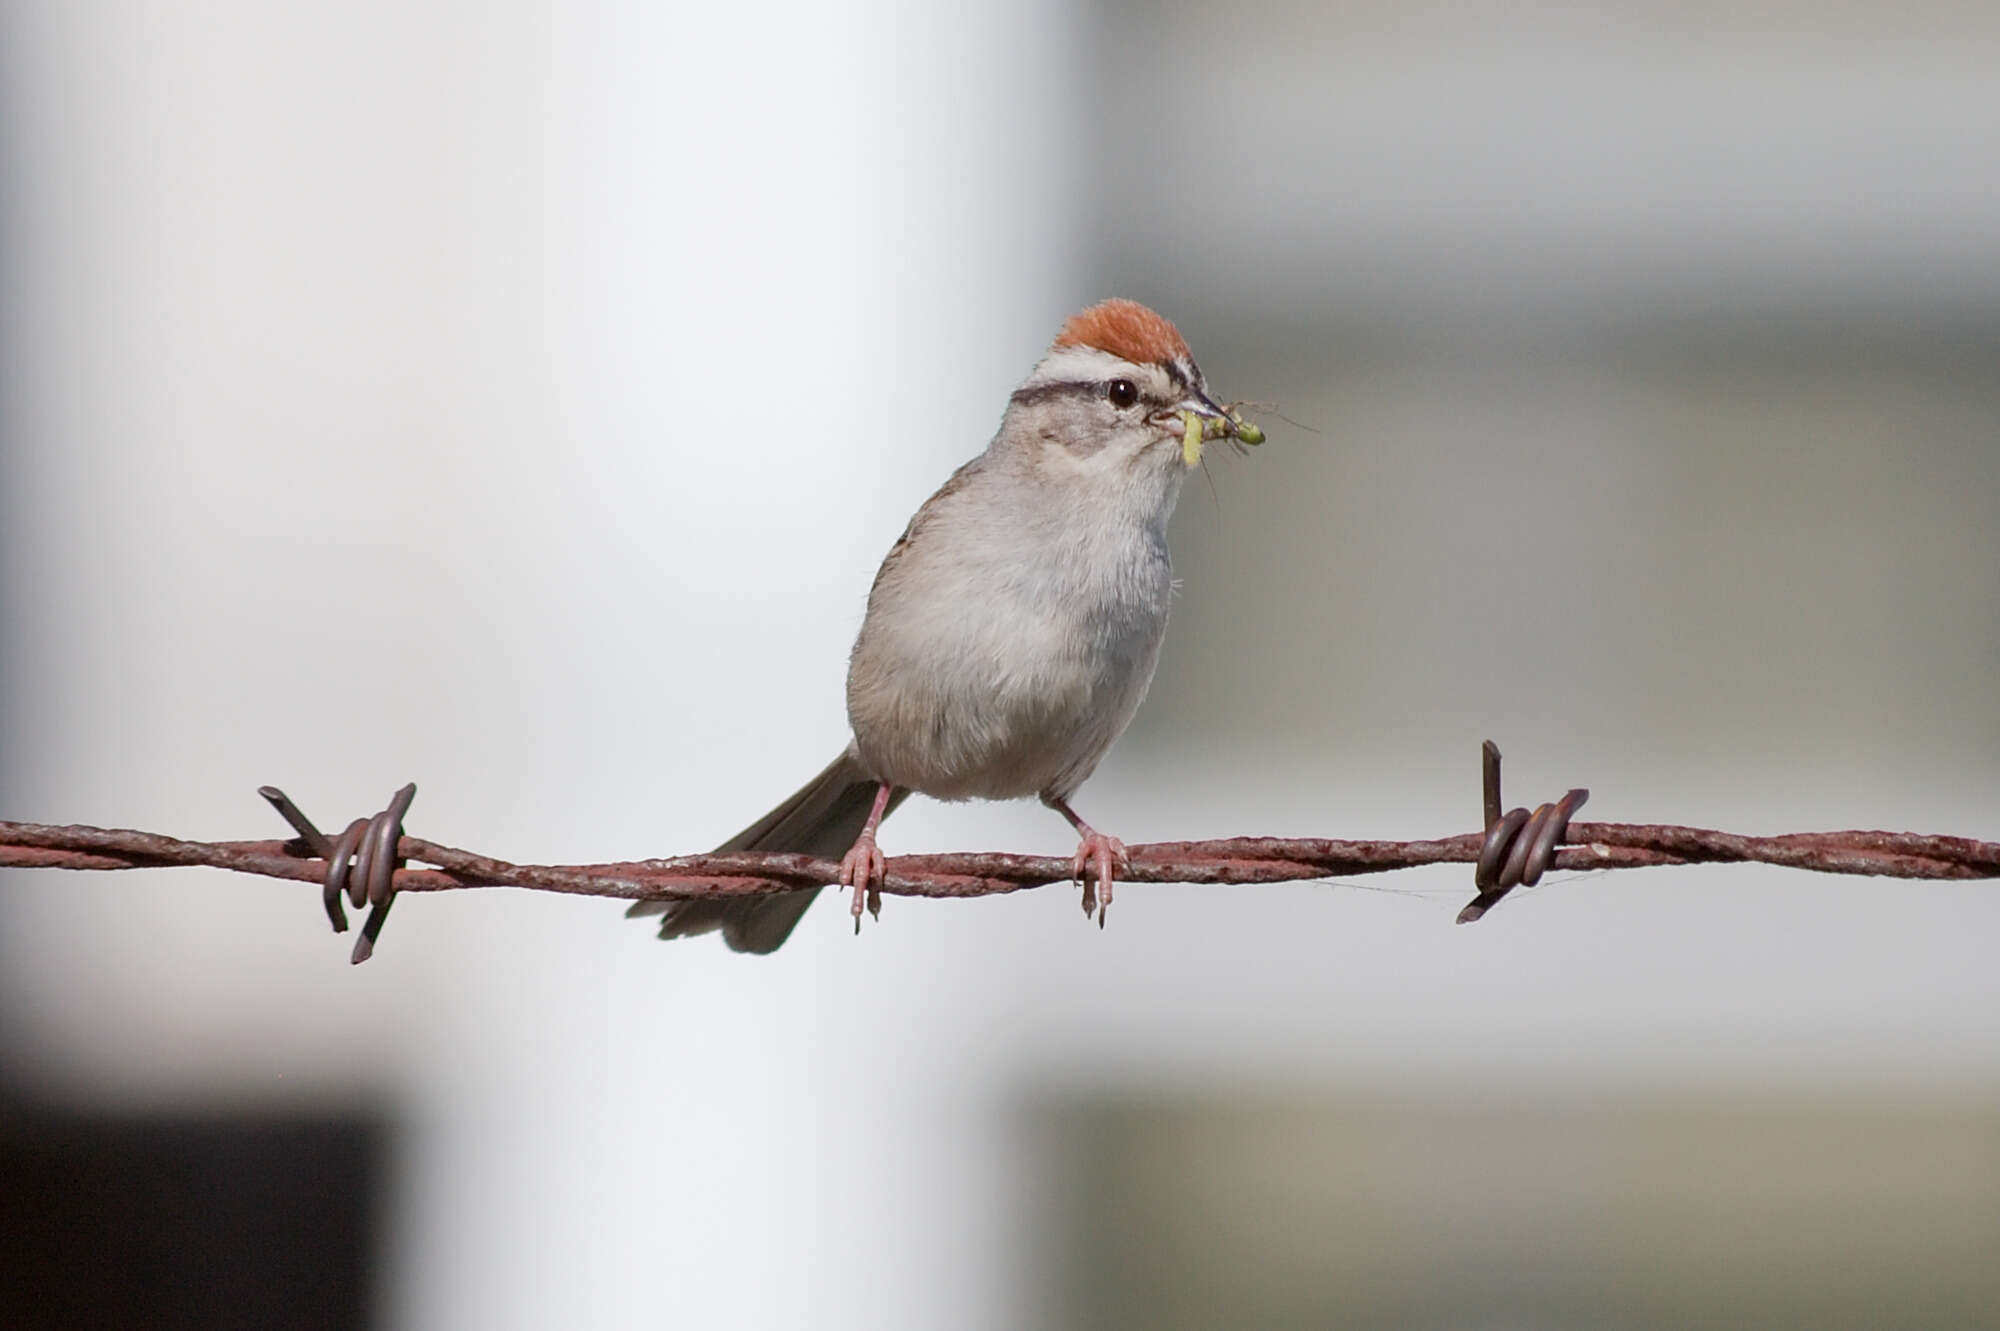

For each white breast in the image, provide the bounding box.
[846,448,1180,802]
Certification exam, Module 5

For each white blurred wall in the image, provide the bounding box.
[0,2,1083,1327]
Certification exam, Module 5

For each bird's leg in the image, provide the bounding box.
[1043,795,1128,927]
[840,781,895,933]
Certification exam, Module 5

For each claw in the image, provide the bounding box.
[839,835,886,932]
[1071,831,1127,927]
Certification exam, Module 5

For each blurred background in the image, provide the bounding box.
[1,1,1996,1327]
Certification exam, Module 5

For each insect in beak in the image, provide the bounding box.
[1177,405,1266,467]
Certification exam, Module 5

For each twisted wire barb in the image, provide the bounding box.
[0,744,1993,962]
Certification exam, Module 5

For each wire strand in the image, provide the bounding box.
[0,742,1992,962]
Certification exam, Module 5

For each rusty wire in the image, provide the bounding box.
[0,743,1994,963]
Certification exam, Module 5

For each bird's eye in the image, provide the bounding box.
[1106,378,1139,409]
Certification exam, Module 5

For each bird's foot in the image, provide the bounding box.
[840,832,886,933]
[1071,831,1129,928]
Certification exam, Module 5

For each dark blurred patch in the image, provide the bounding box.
[0,1101,381,1330]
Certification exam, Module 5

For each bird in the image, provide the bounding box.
[629,298,1253,952]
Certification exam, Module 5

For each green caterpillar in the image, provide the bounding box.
[1179,407,1266,466]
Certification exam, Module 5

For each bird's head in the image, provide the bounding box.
[999,299,1254,485]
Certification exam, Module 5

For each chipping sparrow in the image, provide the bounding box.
[630,299,1252,952]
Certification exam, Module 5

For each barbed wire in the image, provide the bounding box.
[0,743,1993,962]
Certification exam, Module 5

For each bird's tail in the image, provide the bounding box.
[628,749,907,954]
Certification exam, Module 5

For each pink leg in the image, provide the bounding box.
[840,782,896,933]
[1044,795,1128,927]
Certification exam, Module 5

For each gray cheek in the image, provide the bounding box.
[1034,399,1116,454]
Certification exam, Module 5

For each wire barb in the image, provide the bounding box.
[1458,742,1590,923]
[258,783,416,964]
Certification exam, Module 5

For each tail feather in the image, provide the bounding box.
[631,749,907,954]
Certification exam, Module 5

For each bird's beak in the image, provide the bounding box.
[1155,391,1228,430]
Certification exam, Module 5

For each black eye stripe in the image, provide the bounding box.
[1009,378,1171,409]
[1008,381,1099,408]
